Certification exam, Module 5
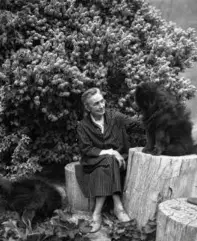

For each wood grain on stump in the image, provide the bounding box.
[156,198,197,241]
[123,147,197,228]
[65,162,94,212]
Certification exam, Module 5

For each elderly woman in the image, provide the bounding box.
[77,87,135,232]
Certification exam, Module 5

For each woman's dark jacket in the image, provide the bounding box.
[77,109,135,173]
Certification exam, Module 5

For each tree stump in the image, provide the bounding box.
[123,147,197,228]
[156,198,197,241]
[65,162,94,212]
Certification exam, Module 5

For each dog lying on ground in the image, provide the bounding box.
[134,82,196,156]
[0,176,62,225]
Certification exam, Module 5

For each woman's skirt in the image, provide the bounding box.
[76,155,123,198]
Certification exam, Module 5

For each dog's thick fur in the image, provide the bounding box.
[134,82,196,156]
[0,177,62,223]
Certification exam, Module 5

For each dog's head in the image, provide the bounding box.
[134,82,158,112]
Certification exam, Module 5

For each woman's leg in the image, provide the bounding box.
[112,193,130,222]
[92,196,106,220]
[90,196,106,232]
[113,193,124,210]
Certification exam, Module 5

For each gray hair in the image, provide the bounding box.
[81,88,103,116]
[81,87,102,106]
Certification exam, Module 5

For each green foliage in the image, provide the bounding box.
[0,209,156,241]
[110,218,156,241]
[0,210,91,241]
[0,0,197,176]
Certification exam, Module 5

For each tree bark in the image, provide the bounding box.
[123,147,197,228]
[65,162,94,212]
[156,198,197,241]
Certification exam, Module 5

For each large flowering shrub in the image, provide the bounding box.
[0,0,196,177]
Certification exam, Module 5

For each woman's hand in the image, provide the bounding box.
[99,148,114,156]
[99,149,126,169]
[111,150,126,169]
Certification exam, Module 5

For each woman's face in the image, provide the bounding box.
[86,92,106,118]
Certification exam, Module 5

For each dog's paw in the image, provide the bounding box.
[142,146,152,154]
[151,147,162,156]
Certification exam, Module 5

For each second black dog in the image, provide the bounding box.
[0,177,62,223]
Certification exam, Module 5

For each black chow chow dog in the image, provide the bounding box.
[0,177,62,224]
[134,82,196,156]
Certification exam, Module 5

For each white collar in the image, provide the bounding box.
[90,114,104,133]
[90,114,104,123]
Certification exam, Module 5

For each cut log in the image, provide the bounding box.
[156,198,197,241]
[65,162,94,212]
[123,147,197,228]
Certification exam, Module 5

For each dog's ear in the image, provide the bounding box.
[148,90,156,107]
[135,85,150,109]
[135,83,158,111]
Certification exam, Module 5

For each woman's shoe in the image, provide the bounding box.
[89,214,102,233]
[114,208,131,222]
